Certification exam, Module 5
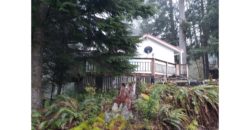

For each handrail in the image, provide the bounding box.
[131,57,176,65]
[130,58,188,78]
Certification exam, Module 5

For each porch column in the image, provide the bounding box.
[175,64,179,76]
[151,58,155,76]
[151,58,155,84]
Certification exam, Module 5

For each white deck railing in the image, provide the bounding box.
[129,58,187,77]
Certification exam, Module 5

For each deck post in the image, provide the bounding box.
[176,64,179,76]
[151,58,155,76]
[150,58,155,84]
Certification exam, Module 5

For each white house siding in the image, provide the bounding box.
[136,38,175,64]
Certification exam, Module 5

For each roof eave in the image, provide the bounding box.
[142,34,183,53]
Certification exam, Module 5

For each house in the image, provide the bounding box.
[129,34,188,83]
[84,34,189,90]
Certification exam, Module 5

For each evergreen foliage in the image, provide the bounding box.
[140,0,219,78]
[32,0,154,107]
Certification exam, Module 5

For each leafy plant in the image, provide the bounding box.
[159,105,189,129]
[71,113,127,130]
[162,85,219,129]
[79,97,101,120]
[138,82,147,94]
[107,115,127,130]
[32,95,84,130]
[187,119,199,130]
[73,89,116,121]
[32,110,42,130]
[70,113,105,130]
[134,85,165,120]
[134,84,218,129]
[84,84,96,95]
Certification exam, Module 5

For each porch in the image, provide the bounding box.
[129,57,188,81]
[83,58,189,90]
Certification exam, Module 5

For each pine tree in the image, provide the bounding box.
[178,0,187,64]
[32,0,154,109]
[141,0,178,46]
[186,0,218,79]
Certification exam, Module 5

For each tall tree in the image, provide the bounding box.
[169,0,178,46]
[32,0,48,109]
[140,0,218,79]
[186,0,218,79]
[200,0,209,78]
[178,0,187,64]
[141,0,179,46]
[32,0,154,109]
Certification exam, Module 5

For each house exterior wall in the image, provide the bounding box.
[135,38,175,63]
[129,38,178,76]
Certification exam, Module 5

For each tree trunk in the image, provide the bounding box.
[32,27,43,109]
[169,0,178,45]
[32,0,48,109]
[178,0,187,64]
[200,0,210,79]
[202,53,209,79]
[203,53,209,79]
[195,59,202,80]
[50,84,55,102]
[57,83,62,95]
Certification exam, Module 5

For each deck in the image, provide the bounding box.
[129,58,188,80]
[83,58,189,90]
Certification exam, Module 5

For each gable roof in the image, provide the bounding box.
[142,34,183,53]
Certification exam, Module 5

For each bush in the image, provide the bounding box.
[71,113,127,130]
[160,85,218,129]
[32,110,42,130]
[134,85,165,120]
[134,84,218,129]
[32,95,84,130]
[158,105,189,129]
[32,88,117,130]
[70,113,106,130]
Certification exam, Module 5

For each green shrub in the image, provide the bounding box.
[71,113,127,130]
[161,85,219,129]
[138,82,147,94]
[134,85,165,119]
[32,110,42,130]
[158,105,189,129]
[70,113,105,130]
[134,84,218,129]
[187,119,199,130]
[79,97,101,119]
[32,95,84,130]
[84,84,96,95]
